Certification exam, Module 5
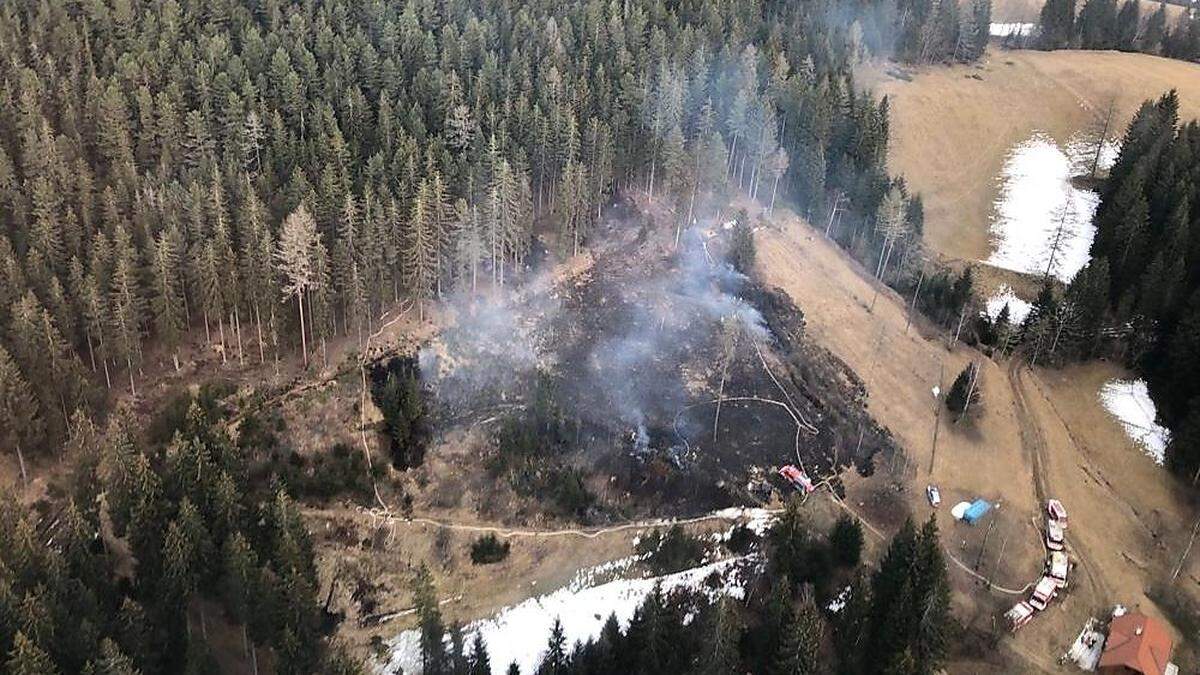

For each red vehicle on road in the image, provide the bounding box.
[779,465,815,493]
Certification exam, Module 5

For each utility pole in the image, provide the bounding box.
[906,265,926,334]
[991,526,1012,591]
[976,519,997,571]
[1090,96,1117,179]
[1044,200,1072,282]
[960,362,980,420]
[928,360,945,475]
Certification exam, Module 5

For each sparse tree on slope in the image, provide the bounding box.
[699,596,742,675]
[468,633,491,675]
[413,565,446,674]
[946,362,982,419]
[276,205,318,367]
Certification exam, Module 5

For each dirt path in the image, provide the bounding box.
[1007,358,1110,606]
[347,505,782,540]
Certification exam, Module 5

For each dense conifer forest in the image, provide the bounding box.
[0,0,976,671]
[1086,92,1200,484]
[0,0,955,472]
[0,398,361,674]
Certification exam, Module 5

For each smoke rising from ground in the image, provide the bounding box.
[587,228,766,436]
[417,220,769,446]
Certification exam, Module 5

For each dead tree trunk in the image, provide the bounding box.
[15,444,27,487]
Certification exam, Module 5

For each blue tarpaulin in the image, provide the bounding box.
[962,499,991,524]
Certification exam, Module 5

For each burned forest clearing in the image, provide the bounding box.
[291,185,1200,672]
[6,0,1200,671]
[285,195,900,656]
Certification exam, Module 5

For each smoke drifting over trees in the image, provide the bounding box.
[0,0,933,466]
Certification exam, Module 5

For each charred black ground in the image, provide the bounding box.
[393,197,895,520]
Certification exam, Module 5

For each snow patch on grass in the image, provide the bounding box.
[983,285,1032,325]
[378,556,752,675]
[987,133,1100,283]
[1065,134,1121,176]
[990,22,1034,37]
[1098,378,1170,464]
[711,506,777,535]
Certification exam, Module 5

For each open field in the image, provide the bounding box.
[752,202,1200,671]
[867,48,1200,266]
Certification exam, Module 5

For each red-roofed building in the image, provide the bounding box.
[1098,613,1175,675]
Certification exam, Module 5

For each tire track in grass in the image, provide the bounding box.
[1007,358,1110,605]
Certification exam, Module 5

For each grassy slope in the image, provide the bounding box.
[865,47,1200,267]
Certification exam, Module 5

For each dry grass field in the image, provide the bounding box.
[864,48,1200,266]
[752,202,1200,672]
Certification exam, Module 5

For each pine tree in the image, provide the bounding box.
[405,181,438,314]
[771,586,822,675]
[830,514,864,568]
[698,596,741,675]
[1166,398,1200,482]
[1143,3,1168,53]
[0,346,42,487]
[468,632,491,675]
[1115,0,1141,50]
[110,237,146,395]
[86,639,139,675]
[151,226,186,371]
[911,517,951,672]
[969,0,993,59]
[413,565,447,674]
[539,618,568,675]
[1038,0,1077,48]
[946,362,982,418]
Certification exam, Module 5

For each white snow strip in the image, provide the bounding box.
[986,133,1099,282]
[1065,134,1121,177]
[990,22,1035,37]
[378,557,751,675]
[711,506,778,535]
[1098,378,1170,464]
[983,285,1032,325]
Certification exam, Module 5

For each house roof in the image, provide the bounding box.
[1099,613,1173,675]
